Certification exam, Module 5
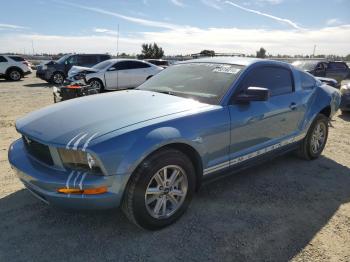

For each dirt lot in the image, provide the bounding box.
[0,73,349,262]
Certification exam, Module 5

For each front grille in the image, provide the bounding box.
[23,136,54,166]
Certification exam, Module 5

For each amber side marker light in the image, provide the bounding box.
[57,187,107,195]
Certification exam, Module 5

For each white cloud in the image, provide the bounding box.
[170,0,185,7]
[0,23,29,30]
[1,25,349,56]
[93,28,118,36]
[201,0,222,10]
[326,18,342,26]
[54,0,185,30]
[256,0,284,5]
[224,1,302,29]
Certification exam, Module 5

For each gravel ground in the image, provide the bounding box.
[0,73,349,262]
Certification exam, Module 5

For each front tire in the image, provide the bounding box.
[88,79,104,93]
[298,114,329,160]
[122,148,196,230]
[51,72,65,85]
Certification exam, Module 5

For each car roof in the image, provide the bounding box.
[106,58,151,63]
[179,56,295,67]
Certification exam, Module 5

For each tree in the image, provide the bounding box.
[345,54,350,61]
[256,47,266,58]
[199,50,215,57]
[138,43,164,59]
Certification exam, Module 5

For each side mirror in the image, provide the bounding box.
[108,67,116,71]
[235,87,270,102]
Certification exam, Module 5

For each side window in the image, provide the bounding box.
[114,61,130,70]
[114,61,150,70]
[9,56,25,62]
[300,72,316,89]
[316,63,325,70]
[78,56,98,66]
[240,66,294,96]
[67,55,78,65]
[128,61,151,69]
[0,56,7,62]
[328,62,347,70]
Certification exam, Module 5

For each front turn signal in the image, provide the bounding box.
[57,186,107,195]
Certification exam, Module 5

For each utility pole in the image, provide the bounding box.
[116,24,120,58]
[31,40,35,55]
[312,45,316,58]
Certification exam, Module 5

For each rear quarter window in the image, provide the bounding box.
[328,62,347,70]
[9,56,25,62]
[0,56,7,62]
[300,71,316,89]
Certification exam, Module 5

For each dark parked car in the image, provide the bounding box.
[292,60,350,83]
[36,54,111,85]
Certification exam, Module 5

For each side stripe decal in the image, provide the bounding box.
[66,171,75,189]
[203,134,305,175]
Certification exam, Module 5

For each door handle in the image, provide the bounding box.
[290,102,297,110]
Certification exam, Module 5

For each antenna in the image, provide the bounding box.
[31,40,35,55]
[117,24,120,58]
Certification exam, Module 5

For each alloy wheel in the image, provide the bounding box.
[144,165,188,219]
[10,70,21,81]
[310,122,326,154]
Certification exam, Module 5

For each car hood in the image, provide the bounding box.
[68,66,98,78]
[16,90,210,147]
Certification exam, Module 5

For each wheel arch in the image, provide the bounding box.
[147,143,203,191]
[88,77,104,87]
[6,66,23,76]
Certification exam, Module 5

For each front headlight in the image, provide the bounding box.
[57,148,100,172]
[340,84,350,95]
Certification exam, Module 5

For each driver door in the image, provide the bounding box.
[228,65,303,162]
[104,62,119,89]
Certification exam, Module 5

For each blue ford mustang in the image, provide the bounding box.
[8,57,341,230]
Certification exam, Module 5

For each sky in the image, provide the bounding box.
[0,0,349,56]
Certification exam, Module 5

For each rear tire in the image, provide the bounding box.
[297,114,329,160]
[7,68,22,81]
[122,148,196,230]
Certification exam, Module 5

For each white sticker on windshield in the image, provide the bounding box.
[213,66,240,74]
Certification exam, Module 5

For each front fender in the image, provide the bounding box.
[91,124,205,178]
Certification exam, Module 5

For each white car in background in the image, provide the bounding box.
[0,55,32,81]
[67,59,163,92]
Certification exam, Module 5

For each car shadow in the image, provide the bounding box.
[23,83,54,88]
[338,112,350,121]
[0,155,349,262]
[0,79,24,83]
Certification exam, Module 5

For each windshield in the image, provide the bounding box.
[137,63,244,104]
[56,54,71,64]
[292,61,318,71]
[92,60,113,70]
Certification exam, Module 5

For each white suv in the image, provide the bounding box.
[0,55,32,81]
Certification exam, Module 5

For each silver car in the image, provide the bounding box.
[67,59,163,92]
